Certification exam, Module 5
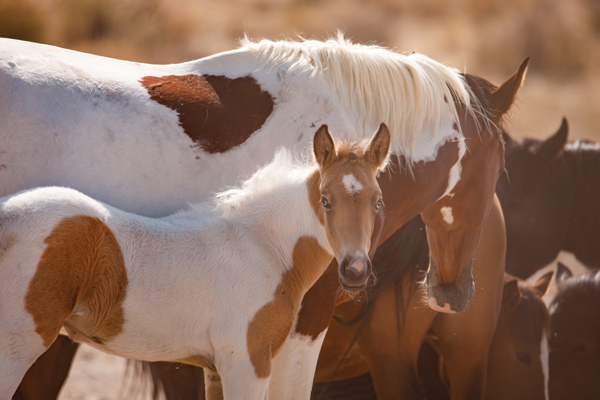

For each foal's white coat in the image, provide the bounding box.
[0,35,475,398]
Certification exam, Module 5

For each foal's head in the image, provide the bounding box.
[312,123,390,291]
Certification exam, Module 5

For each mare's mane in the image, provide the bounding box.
[241,33,487,163]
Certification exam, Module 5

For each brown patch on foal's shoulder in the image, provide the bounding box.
[140,74,274,154]
[246,236,331,378]
[25,216,128,348]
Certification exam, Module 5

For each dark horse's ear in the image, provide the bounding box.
[313,125,337,169]
[502,279,522,314]
[533,271,553,296]
[489,58,529,122]
[555,262,573,286]
[535,118,568,162]
[365,123,391,168]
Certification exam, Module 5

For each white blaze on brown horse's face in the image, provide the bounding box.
[313,124,390,291]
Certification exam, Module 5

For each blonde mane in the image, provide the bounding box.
[240,33,481,162]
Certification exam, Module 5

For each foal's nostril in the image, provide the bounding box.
[349,258,366,274]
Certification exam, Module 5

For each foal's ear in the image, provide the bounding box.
[313,125,337,169]
[532,271,554,297]
[535,118,568,162]
[502,279,522,314]
[555,262,573,286]
[365,123,391,168]
[489,58,529,122]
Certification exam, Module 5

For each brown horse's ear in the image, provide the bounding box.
[502,279,522,314]
[555,262,573,286]
[532,271,553,296]
[313,125,337,169]
[489,58,529,122]
[365,123,391,168]
[535,118,568,162]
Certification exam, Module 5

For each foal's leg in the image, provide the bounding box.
[356,281,437,400]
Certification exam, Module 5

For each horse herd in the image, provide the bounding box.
[0,34,598,400]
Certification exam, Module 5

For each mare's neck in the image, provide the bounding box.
[563,143,600,267]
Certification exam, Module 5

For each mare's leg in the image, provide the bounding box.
[357,281,437,400]
[13,337,79,400]
[203,370,223,400]
[153,362,205,400]
[429,197,505,400]
[217,357,269,400]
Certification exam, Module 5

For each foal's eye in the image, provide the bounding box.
[321,196,331,210]
[375,199,383,211]
[516,352,532,365]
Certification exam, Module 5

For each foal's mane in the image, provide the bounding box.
[241,33,480,163]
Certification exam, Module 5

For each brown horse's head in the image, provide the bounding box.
[312,123,390,291]
[420,59,529,313]
[485,273,552,400]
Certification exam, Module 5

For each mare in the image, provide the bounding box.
[315,214,552,400]
[548,264,600,400]
[497,118,600,279]
[0,36,519,398]
[0,126,390,399]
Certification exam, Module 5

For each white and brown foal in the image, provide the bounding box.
[0,125,390,400]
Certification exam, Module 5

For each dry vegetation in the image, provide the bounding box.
[1,0,599,141]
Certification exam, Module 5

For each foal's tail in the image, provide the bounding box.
[122,360,163,400]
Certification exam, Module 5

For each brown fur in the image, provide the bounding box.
[246,236,331,378]
[25,215,128,348]
[140,74,274,154]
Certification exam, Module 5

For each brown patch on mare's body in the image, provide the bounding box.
[25,216,128,348]
[246,236,331,378]
[140,74,274,154]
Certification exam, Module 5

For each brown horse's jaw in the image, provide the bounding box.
[424,258,475,313]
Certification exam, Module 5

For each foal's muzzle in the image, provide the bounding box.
[338,253,372,292]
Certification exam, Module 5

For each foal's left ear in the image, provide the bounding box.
[313,125,337,169]
[365,123,391,168]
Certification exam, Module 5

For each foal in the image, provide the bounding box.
[0,124,390,400]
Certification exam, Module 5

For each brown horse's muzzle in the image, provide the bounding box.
[338,253,372,292]
[424,258,475,313]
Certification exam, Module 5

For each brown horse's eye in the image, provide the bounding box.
[375,199,383,211]
[516,352,532,365]
[321,196,331,210]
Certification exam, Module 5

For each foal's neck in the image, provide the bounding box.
[563,144,600,267]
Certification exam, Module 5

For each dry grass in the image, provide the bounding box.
[1,0,599,141]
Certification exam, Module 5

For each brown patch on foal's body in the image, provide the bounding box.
[140,74,274,154]
[246,236,331,378]
[25,216,128,348]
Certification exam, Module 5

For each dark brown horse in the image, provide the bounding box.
[13,45,524,399]
[498,118,600,279]
[548,264,600,400]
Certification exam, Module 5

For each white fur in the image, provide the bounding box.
[0,154,332,399]
[440,206,454,225]
[342,173,363,195]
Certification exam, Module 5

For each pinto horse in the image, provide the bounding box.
[314,217,553,400]
[548,264,600,400]
[498,118,600,279]
[0,125,390,399]
[2,36,519,398]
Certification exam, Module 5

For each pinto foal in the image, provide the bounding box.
[0,125,390,400]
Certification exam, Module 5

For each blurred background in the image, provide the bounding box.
[1,0,599,140]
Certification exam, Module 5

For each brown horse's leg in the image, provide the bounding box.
[429,197,506,400]
[152,362,205,400]
[357,281,436,400]
[13,336,79,400]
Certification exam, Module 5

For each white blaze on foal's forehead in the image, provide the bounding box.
[342,174,363,195]
[440,206,454,225]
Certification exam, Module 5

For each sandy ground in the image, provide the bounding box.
[58,346,156,400]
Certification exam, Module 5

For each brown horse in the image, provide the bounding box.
[548,264,600,400]
[498,118,600,279]
[11,41,523,398]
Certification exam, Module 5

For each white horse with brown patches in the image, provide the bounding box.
[0,125,390,400]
